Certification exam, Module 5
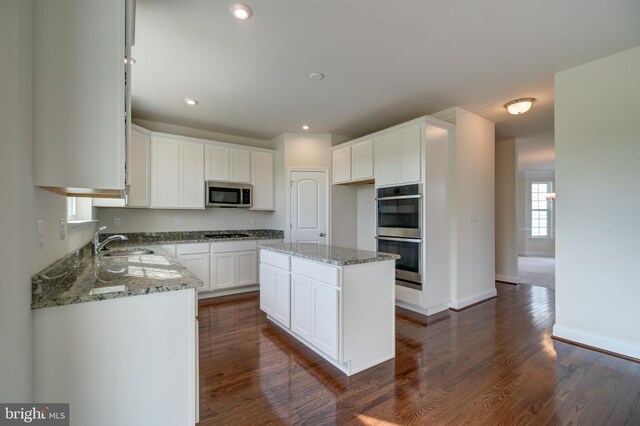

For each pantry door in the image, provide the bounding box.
[289,170,328,244]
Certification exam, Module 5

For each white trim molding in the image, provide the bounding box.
[449,288,497,310]
[521,252,555,258]
[395,300,449,316]
[553,324,640,360]
[495,274,519,284]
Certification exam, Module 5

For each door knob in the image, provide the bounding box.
[319,233,326,237]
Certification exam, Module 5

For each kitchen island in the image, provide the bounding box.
[258,242,399,376]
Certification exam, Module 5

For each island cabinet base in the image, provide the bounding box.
[260,248,396,376]
[34,289,199,426]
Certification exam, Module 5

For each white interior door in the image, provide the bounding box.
[290,170,328,244]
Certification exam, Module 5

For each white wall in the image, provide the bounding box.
[447,110,496,308]
[0,0,96,401]
[495,139,518,283]
[553,45,640,359]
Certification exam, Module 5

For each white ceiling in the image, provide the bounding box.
[131,0,640,141]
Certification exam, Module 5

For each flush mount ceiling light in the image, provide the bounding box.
[231,4,252,20]
[302,125,310,130]
[184,98,198,106]
[504,98,535,115]
[308,72,324,81]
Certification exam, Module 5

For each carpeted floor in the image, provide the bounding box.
[518,256,555,289]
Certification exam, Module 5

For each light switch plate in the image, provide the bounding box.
[113,217,121,227]
[469,212,478,223]
[37,220,44,250]
[59,219,66,240]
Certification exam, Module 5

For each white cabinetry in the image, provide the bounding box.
[375,123,421,187]
[332,146,352,184]
[250,151,275,210]
[33,0,130,197]
[205,145,250,183]
[151,136,204,209]
[311,281,339,359]
[177,244,210,293]
[291,275,313,341]
[210,240,259,290]
[127,127,152,207]
[351,139,374,181]
[260,264,291,327]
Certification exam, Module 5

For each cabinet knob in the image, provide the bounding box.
[319,233,326,237]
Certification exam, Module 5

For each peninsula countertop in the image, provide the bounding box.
[257,242,400,266]
[32,244,202,309]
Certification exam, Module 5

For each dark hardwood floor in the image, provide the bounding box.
[197,284,640,425]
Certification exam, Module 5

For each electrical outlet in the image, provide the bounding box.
[113,217,121,227]
[37,221,44,250]
[250,217,256,225]
[175,217,181,226]
[59,219,66,240]
[469,212,478,223]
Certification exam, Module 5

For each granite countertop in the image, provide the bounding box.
[102,229,284,246]
[257,242,400,266]
[32,244,203,309]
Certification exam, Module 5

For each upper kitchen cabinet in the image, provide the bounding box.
[205,145,251,183]
[150,135,204,209]
[250,150,275,211]
[93,125,152,208]
[332,146,351,184]
[33,0,133,197]
[375,123,421,187]
[331,138,374,185]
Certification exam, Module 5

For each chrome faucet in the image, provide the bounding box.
[93,226,128,255]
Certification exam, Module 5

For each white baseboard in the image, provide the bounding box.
[449,288,497,310]
[198,285,258,300]
[495,274,519,284]
[552,324,640,360]
[521,252,555,258]
[395,300,449,316]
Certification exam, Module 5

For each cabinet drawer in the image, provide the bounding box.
[291,258,339,287]
[211,240,257,253]
[177,243,210,255]
[260,250,290,271]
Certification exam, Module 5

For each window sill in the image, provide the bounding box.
[528,236,554,240]
[67,219,98,231]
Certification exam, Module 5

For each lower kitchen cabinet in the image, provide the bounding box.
[260,264,291,327]
[236,250,258,285]
[178,254,210,292]
[210,252,236,289]
[291,274,313,341]
[311,280,339,359]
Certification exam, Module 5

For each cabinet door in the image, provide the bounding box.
[236,251,258,286]
[273,269,291,327]
[128,129,151,207]
[151,137,181,208]
[332,146,351,184]
[291,274,313,341]
[351,139,374,181]
[250,151,274,210]
[397,124,421,184]
[211,253,235,289]
[259,264,276,316]
[180,141,204,208]
[205,145,230,181]
[179,253,210,292]
[229,149,251,183]
[312,281,339,359]
[374,134,398,187]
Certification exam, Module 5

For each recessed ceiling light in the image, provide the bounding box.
[231,4,252,20]
[504,98,535,115]
[302,125,310,130]
[184,98,198,106]
[308,72,324,81]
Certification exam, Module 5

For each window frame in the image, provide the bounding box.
[530,181,553,239]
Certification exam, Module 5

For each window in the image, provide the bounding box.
[531,182,552,237]
[66,197,93,224]
[66,197,78,221]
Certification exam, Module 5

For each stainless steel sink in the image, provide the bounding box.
[102,249,154,257]
[89,284,127,295]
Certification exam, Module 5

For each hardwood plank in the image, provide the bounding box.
[197,283,640,425]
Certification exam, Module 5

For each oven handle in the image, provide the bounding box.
[375,236,422,243]
[375,195,421,201]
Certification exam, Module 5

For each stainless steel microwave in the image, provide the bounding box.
[206,182,252,208]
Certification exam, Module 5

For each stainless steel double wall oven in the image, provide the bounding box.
[376,184,422,290]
